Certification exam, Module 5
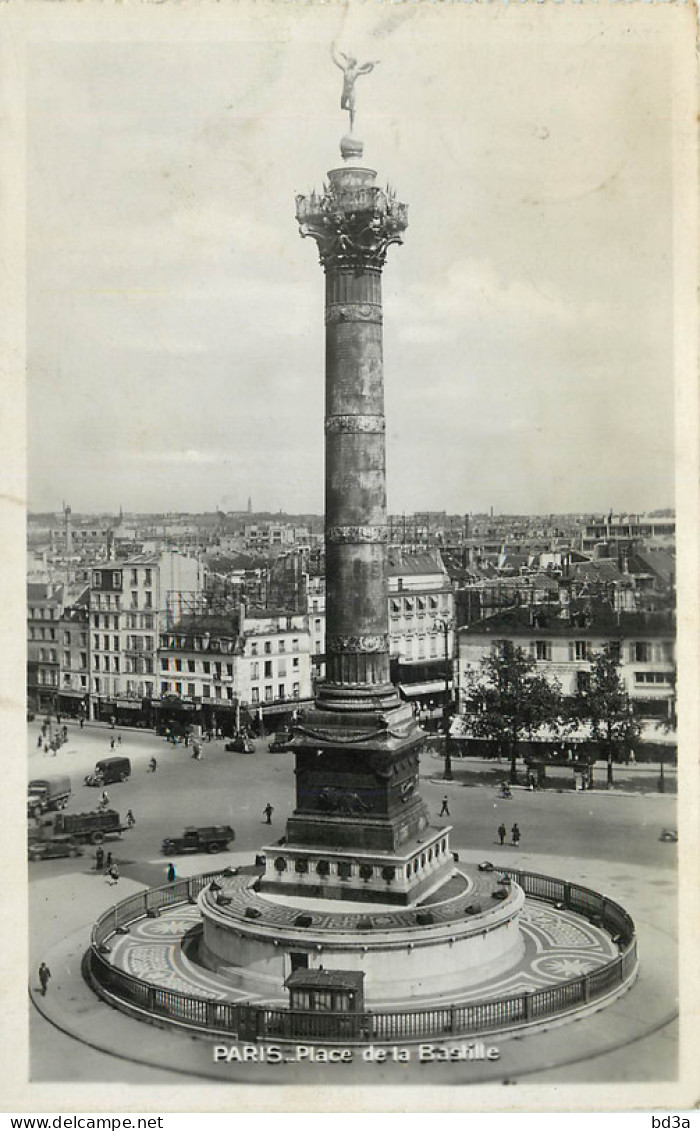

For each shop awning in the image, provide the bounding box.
[398,681,452,698]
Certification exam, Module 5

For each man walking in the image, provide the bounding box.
[498,822,507,846]
[95,845,105,871]
[263,802,274,825]
[439,795,450,817]
[511,823,521,847]
[166,862,176,883]
[106,864,119,885]
[38,962,51,996]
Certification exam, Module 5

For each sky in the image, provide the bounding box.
[26,5,677,517]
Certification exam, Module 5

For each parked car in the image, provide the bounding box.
[225,734,254,754]
[161,825,235,855]
[28,836,83,861]
[660,828,678,843]
[268,732,292,752]
[84,756,131,786]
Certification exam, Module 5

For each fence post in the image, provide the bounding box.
[147,985,156,1012]
[523,992,533,1022]
[582,975,590,1003]
[563,882,572,907]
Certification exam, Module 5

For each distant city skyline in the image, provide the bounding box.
[27,10,676,517]
[27,504,675,522]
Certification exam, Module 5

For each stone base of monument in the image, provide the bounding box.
[259,825,454,906]
[198,865,526,1006]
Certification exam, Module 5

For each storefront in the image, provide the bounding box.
[57,690,88,719]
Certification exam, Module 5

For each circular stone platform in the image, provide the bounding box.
[198,864,526,1003]
[105,889,620,1011]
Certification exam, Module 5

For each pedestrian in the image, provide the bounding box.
[43,743,49,755]
[41,722,48,738]
[110,715,116,729]
[184,733,189,748]
[56,713,61,727]
[104,851,113,870]
[511,823,521,846]
[148,757,157,773]
[37,734,43,749]
[62,725,68,740]
[263,802,274,825]
[439,795,450,817]
[125,809,135,828]
[498,822,507,845]
[79,716,84,730]
[117,734,122,746]
[110,736,115,750]
[95,845,105,871]
[106,864,119,885]
[38,962,51,996]
[166,862,176,883]
[100,790,110,807]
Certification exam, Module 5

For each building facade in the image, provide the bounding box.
[88,550,203,723]
[457,602,676,718]
[27,582,64,713]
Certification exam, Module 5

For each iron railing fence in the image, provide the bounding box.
[87,867,638,1044]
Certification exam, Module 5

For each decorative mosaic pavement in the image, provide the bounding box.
[104,890,619,1009]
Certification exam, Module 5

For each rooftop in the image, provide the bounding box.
[461,600,675,638]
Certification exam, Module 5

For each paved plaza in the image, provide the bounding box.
[27,720,678,1085]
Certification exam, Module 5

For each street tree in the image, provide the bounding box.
[576,643,641,788]
[463,640,564,784]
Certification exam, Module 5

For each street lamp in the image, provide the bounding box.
[436,618,454,782]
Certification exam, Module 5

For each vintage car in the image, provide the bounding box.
[161,825,235,855]
[268,731,292,753]
[225,734,254,754]
[659,828,678,843]
[28,836,83,861]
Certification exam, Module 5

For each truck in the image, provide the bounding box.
[84,756,131,786]
[27,775,72,817]
[161,825,235,855]
[29,809,129,847]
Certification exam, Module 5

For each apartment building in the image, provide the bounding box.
[27,582,64,713]
[457,601,675,718]
[387,551,455,709]
[237,608,312,722]
[88,550,203,723]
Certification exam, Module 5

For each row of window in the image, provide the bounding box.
[90,677,154,697]
[28,626,56,641]
[527,640,674,663]
[250,658,300,679]
[389,596,450,615]
[28,606,59,620]
[162,658,234,676]
[248,638,300,656]
[91,596,154,620]
[392,636,443,659]
[634,671,673,684]
[159,681,300,702]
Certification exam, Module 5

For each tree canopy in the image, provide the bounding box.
[575,643,641,786]
[463,640,563,783]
